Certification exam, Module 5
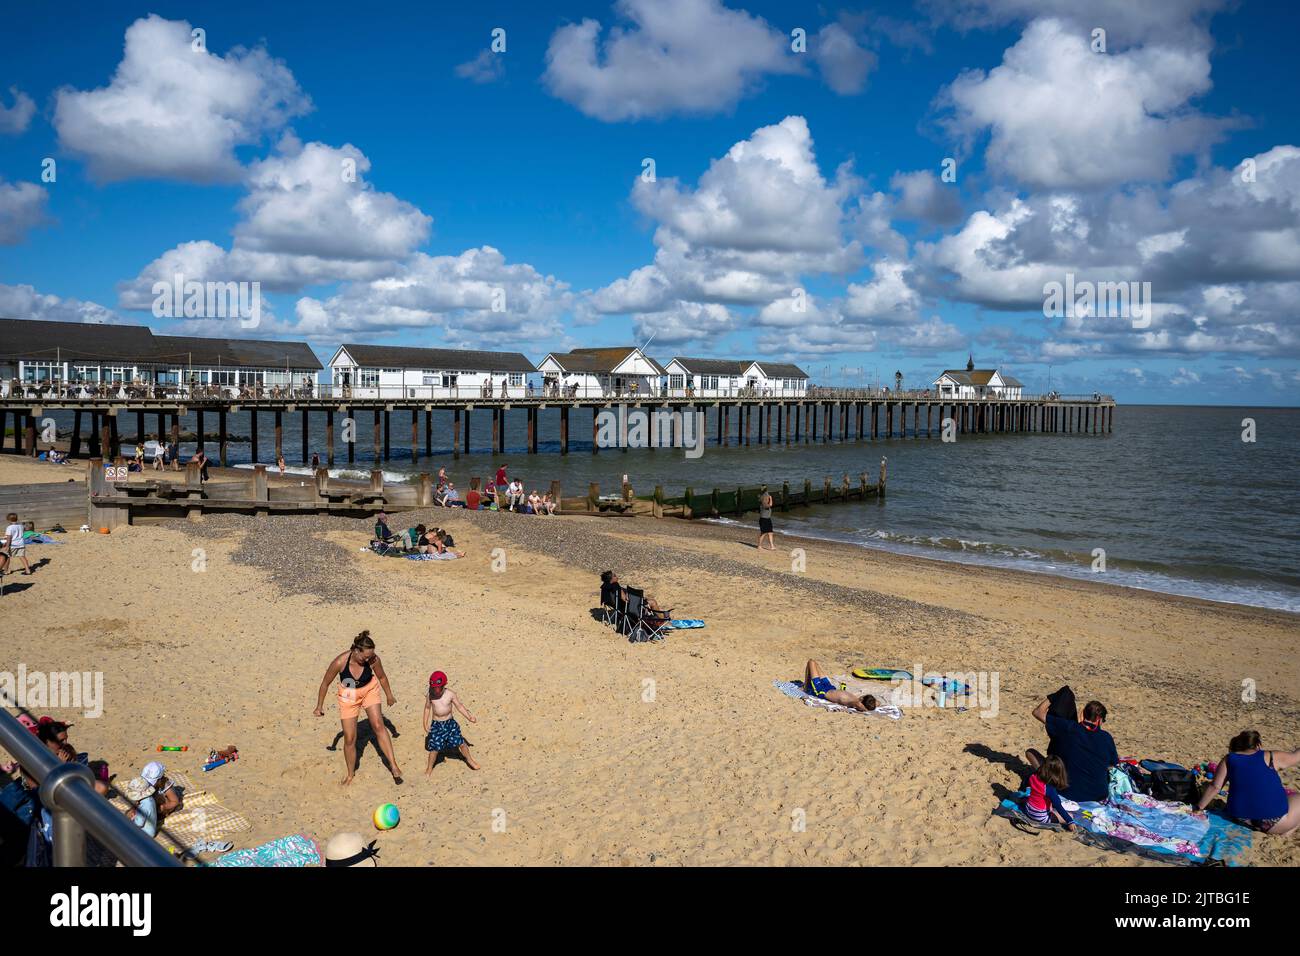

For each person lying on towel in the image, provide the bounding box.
[801,660,878,712]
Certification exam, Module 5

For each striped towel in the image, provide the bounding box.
[772,680,903,720]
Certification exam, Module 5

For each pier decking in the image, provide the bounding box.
[0,388,1116,464]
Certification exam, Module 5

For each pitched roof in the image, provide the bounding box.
[750,361,809,379]
[338,343,534,373]
[668,357,751,375]
[153,335,322,370]
[1000,375,1023,387]
[937,369,998,386]
[0,317,156,363]
[545,347,666,375]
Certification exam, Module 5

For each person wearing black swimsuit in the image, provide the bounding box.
[314,631,403,785]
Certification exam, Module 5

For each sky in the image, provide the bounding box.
[1,0,1298,404]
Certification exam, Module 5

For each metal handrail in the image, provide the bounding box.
[0,707,180,867]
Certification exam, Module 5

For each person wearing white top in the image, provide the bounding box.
[3,512,31,575]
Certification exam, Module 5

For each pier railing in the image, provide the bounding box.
[0,706,180,867]
[1,381,1113,405]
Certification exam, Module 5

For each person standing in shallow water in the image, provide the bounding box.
[757,491,776,550]
[314,631,404,786]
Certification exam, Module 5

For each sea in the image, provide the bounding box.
[83,403,1299,614]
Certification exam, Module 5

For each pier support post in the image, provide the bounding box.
[250,409,258,462]
[219,408,228,466]
[274,411,283,461]
[326,410,335,467]
[722,405,730,446]
[195,409,204,456]
[70,409,82,458]
[559,405,568,455]
[411,408,419,464]
[383,409,390,460]
[170,413,179,453]
[745,404,752,445]
[345,407,354,463]
[782,403,789,443]
[527,406,537,453]
[453,407,462,459]
[425,409,432,457]
[592,408,599,454]
[463,408,471,454]
[373,408,381,463]
[492,407,501,454]
[886,402,893,439]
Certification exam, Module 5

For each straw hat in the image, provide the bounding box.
[323,831,378,867]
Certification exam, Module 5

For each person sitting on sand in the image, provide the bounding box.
[1196,730,1300,835]
[482,481,498,508]
[141,760,183,820]
[540,493,556,515]
[1023,755,1074,829]
[507,479,524,512]
[440,482,461,507]
[424,671,479,772]
[122,775,159,837]
[599,571,664,614]
[800,660,878,712]
[1027,695,1118,803]
[433,529,464,557]
[403,524,427,551]
[313,631,404,786]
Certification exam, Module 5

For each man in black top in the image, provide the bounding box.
[1027,694,1119,803]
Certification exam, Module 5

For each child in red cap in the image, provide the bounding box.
[424,671,479,772]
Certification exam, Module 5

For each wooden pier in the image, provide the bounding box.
[0,390,1116,463]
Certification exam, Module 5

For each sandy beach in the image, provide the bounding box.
[2,455,1298,867]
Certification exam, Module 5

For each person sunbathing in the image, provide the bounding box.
[801,660,878,712]
[599,570,664,613]
[433,530,464,558]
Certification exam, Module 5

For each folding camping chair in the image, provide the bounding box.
[600,587,624,630]
[620,587,672,643]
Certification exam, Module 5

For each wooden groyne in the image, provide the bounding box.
[1,391,1116,465]
[563,459,888,520]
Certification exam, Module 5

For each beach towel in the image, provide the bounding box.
[204,833,321,868]
[994,790,1252,866]
[110,778,251,854]
[666,619,705,629]
[772,680,903,720]
[404,552,460,561]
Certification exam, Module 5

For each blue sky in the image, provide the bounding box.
[1,0,1298,403]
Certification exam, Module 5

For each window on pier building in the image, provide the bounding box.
[508,372,524,387]
[440,372,459,387]
[22,361,61,381]
[72,366,100,382]
[211,369,237,386]
[359,368,380,387]
[669,374,684,389]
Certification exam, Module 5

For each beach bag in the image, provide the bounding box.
[1146,768,1201,804]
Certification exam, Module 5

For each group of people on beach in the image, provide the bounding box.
[373,513,464,557]
[431,463,556,515]
[313,631,479,784]
[1019,688,1300,837]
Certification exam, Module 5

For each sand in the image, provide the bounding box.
[2,453,1298,867]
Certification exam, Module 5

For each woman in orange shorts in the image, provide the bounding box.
[313,631,404,785]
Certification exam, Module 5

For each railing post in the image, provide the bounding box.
[42,761,94,867]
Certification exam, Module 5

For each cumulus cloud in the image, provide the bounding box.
[940,18,1225,189]
[594,116,863,313]
[632,301,736,345]
[890,169,964,226]
[118,140,432,302]
[0,179,50,245]
[0,86,36,135]
[543,0,800,121]
[0,283,119,324]
[54,15,310,182]
[293,246,575,344]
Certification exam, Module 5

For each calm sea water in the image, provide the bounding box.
[85,403,1299,613]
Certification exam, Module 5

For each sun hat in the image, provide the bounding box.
[124,776,155,801]
[141,761,166,786]
[428,671,447,688]
[323,831,378,867]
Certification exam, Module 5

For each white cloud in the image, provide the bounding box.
[0,179,49,245]
[890,169,964,226]
[632,301,736,345]
[941,18,1224,188]
[0,86,36,135]
[293,246,575,344]
[0,283,118,324]
[595,116,863,312]
[843,260,922,325]
[813,23,876,95]
[543,0,800,121]
[455,50,505,84]
[54,15,310,182]
[118,141,432,301]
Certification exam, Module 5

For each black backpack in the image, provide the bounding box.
[1146,768,1201,804]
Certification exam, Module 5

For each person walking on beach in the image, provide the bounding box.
[757,491,776,550]
[153,436,165,471]
[1196,730,1300,835]
[169,437,181,471]
[277,454,287,477]
[495,463,508,488]
[191,449,210,482]
[4,512,31,576]
[313,631,404,786]
[424,671,479,772]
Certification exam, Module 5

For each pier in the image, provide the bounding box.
[0,388,1116,464]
